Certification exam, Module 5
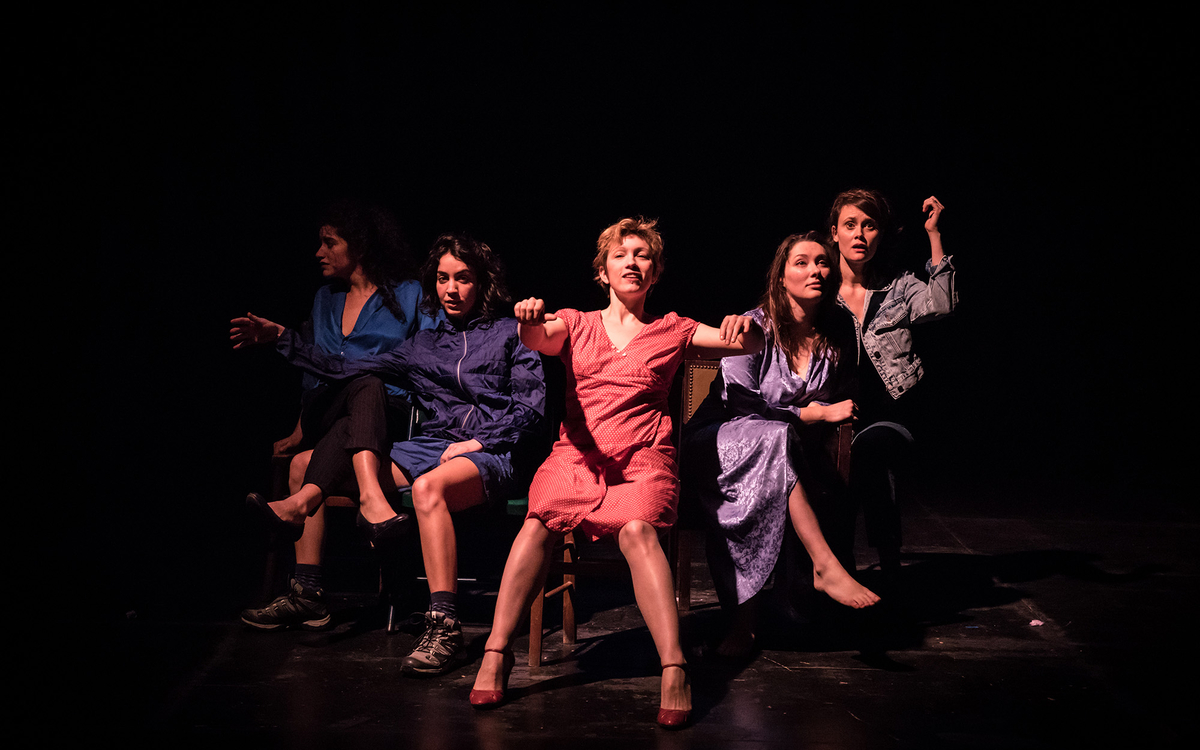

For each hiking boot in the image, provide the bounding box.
[401,611,465,675]
[240,578,332,631]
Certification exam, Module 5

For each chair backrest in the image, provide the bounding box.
[679,359,852,483]
[680,359,720,425]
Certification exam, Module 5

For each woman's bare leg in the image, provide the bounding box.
[472,518,560,692]
[267,450,324,524]
[618,520,690,713]
[410,458,486,593]
[285,450,325,566]
[353,450,399,523]
[293,505,325,565]
[788,481,879,608]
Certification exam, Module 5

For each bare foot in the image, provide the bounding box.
[813,565,880,609]
[660,664,691,712]
[472,649,508,693]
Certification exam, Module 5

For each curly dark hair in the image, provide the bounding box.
[419,233,512,322]
[319,198,417,322]
[759,231,847,373]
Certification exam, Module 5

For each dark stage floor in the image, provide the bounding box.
[99,478,1193,749]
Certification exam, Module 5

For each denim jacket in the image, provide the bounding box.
[836,256,956,400]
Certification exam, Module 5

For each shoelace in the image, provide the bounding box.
[267,593,299,615]
[411,618,456,656]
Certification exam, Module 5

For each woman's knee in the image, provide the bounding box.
[519,517,557,550]
[411,474,445,514]
[617,519,659,554]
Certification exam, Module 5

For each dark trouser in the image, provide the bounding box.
[848,420,914,554]
[299,376,410,496]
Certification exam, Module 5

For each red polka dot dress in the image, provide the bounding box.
[528,308,701,540]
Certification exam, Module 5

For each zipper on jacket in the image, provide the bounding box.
[456,329,476,428]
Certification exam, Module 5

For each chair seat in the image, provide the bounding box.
[395,488,529,517]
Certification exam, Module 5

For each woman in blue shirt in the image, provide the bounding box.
[234,200,424,630]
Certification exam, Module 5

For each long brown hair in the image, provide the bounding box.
[758,231,842,374]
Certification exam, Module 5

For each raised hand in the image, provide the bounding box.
[513,297,557,326]
[923,196,945,234]
[230,313,285,349]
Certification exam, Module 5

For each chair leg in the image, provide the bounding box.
[529,587,545,668]
[675,529,692,612]
[562,531,577,645]
[262,548,280,601]
[562,571,576,645]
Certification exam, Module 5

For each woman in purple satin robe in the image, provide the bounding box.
[682,231,879,657]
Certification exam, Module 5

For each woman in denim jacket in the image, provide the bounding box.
[829,189,956,575]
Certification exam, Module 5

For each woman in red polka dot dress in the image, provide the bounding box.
[470,217,764,728]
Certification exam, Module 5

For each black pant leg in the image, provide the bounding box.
[300,376,392,494]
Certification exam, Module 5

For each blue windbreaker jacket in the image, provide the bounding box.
[278,316,545,455]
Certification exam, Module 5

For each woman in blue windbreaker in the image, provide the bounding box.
[829,189,956,575]
[235,233,545,677]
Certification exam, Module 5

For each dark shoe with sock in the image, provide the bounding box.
[240,578,332,631]
[401,611,465,676]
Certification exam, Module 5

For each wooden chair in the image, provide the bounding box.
[525,359,856,665]
[670,359,719,612]
[528,359,762,666]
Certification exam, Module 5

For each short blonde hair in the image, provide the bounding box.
[592,217,665,291]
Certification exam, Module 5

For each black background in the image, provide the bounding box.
[52,4,1187,618]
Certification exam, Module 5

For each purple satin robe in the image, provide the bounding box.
[681,308,852,606]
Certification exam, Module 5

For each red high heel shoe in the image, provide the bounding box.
[656,663,691,729]
[469,648,514,709]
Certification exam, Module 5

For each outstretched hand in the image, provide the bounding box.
[230,313,284,349]
[718,314,755,346]
[923,195,945,233]
[514,298,558,326]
